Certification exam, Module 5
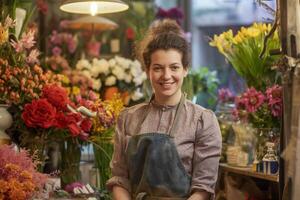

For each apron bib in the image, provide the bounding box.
[126,94,191,200]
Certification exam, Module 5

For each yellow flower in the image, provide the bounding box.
[246,27,260,38]
[72,86,80,96]
[61,75,70,84]
[0,24,9,45]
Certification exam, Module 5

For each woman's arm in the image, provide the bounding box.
[188,191,209,200]
[112,186,131,200]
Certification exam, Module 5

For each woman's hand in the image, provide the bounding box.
[187,191,209,200]
[112,186,131,200]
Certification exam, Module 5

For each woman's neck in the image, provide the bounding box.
[154,91,182,106]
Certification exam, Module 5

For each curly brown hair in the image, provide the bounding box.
[136,19,190,70]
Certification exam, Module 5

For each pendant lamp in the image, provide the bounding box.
[60,0,129,15]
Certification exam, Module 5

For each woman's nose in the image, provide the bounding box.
[162,68,171,79]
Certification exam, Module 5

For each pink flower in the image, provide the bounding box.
[20,30,36,49]
[59,20,70,29]
[218,88,234,103]
[26,49,40,64]
[88,91,98,101]
[266,85,282,117]
[241,87,265,113]
[86,40,101,57]
[10,39,23,52]
[67,37,77,54]
[266,85,282,103]
[64,182,84,193]
[50,31,62,45]
[52,46,62,56]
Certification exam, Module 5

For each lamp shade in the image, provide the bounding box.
[65,16,118,31]
[60,0,129,15]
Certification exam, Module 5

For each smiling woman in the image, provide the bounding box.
[148,49,188,105]
[106,19,222,200]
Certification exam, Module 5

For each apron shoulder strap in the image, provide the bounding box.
[135,93,186,137]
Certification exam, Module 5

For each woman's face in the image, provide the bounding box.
[147,49,188,102]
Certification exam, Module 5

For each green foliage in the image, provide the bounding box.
[182,67,219,108]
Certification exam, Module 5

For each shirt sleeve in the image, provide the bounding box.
[106,110,131,192]
[190,109,222,199]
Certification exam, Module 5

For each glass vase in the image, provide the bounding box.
[93,136,114,190]
[255,128,280,162]
[60,138,82,188]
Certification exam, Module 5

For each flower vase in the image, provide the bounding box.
[60,138,82,188]
[0,104,13,145]
[93,136,114,190]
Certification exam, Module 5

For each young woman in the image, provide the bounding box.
[106,19,222,200]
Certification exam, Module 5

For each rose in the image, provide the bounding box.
[22,98,56,128]
[42,84,69,111]
[68,123,81,137]
[80,118,92,132]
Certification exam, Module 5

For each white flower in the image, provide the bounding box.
[133,72,147,86]
[131,88,144,101]
[105,75,117,86]
[112,66,125,80]
[76,59,91,70]
[124,74,132,83]
[108,58,116,68]
[91,58,110,76]
[92,79,102,90]
[130,60,143,77]
[82,70,92,79]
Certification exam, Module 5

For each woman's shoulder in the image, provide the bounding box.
[185,99,215,117]
[119,102,149,118]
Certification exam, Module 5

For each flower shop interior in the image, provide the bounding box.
[0,0,299,199]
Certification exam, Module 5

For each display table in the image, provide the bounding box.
[219,163,279,182]
[216,163,279,200]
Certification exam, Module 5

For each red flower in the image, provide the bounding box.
[22,98,56,128]
[68,123,81,137]
[65,113,82,124]
[42,84,69,111]
[126,27,135,40]
[80,118,92,132]
[54,112,69,128]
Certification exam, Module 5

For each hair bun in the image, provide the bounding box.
[149,19,183,37]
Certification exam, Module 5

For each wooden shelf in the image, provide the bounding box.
[219,163,279,182]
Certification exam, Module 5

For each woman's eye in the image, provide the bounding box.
[171,66,179,70]
[153,67,162,71]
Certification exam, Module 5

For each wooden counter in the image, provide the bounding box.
[219,163,279,182]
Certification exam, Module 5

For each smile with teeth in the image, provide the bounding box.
[159,82,175,88]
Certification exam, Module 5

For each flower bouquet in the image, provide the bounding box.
[209,23,281,90]
[75,56,147,105]
[233,85,282,161]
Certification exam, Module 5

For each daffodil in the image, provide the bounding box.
[0,24,9,45]
[209,23,281,90]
